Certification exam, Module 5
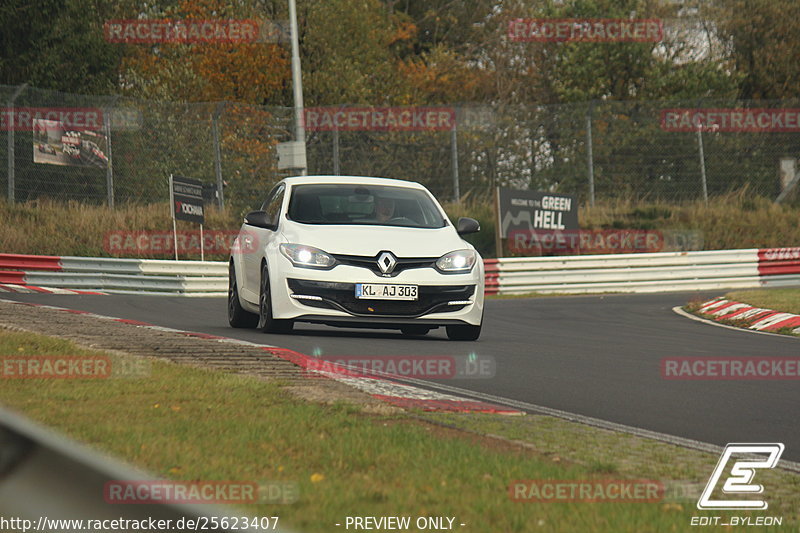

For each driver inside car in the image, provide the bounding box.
[374,196,396,223]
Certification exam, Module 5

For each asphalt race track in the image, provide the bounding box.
[3,291,798,461]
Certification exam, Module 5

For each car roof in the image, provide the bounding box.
[281,175,426,190]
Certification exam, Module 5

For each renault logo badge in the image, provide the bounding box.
[376,251,397,274]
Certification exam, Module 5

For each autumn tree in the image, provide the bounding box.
[118,0,289,103]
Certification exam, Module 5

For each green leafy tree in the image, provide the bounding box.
[0,0,122,93]
[299,0,410,105]
[710,0,800,99]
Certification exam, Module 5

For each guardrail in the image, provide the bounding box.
[0,407,293,532]
[0,254,227,296]
[1,248,799,297]
[484,247,800,295]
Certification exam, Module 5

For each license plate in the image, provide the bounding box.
[355,283,418,301]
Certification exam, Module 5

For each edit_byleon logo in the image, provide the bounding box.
[697,443,784,510]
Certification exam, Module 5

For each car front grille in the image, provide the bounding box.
[331,253,437,277]
[287,279,474,317]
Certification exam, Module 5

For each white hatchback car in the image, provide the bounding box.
[228,176,484,340]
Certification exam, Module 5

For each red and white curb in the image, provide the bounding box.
[0,298,522,415]
[0,283,107,295]
[696,298,800,335]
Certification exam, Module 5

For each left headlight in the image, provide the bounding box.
[279,243,337,269]
[435,249,477,273]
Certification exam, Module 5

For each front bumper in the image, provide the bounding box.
[288,279,475,317]
[270,260,484,327]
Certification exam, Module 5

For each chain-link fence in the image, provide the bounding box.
[2,84,798,212]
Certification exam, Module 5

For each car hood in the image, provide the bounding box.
[280,222,471,257]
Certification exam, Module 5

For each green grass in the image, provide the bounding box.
[3,329,798,531]
[417,413,800,523]
[724,289,800,315]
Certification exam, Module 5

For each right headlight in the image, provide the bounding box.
[435,249,477,273]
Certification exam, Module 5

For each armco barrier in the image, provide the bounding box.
[0,407,292,532]
[484,247,800,295]
[1,248,798,296]
[0,253,227,296]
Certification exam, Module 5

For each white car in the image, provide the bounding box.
[228,175,485,341]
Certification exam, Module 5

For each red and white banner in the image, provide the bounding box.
[757,247,800,275]
[303,107,456,132]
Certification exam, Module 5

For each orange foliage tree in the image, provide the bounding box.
[119,0,289,104]
[115,0,291,211]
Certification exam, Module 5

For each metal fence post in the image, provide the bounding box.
[696,126,709,204]
[333,128,340,175]
[451,120,460,203]
[586,100,595,207]
[289,0,307,175]
[7,83,27,203]
[212,103,224,210]
[104,107,115,208]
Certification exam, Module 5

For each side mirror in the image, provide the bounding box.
[456,217,480,235]
[244,210,276,230]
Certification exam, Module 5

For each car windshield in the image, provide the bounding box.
[287,184,447,228]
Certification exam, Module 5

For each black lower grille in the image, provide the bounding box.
[288,279,474,317]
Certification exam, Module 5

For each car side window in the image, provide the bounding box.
[262,184,285,228]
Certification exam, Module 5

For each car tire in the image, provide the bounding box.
[400,325,431,336]
[445,323,481,341]
[228,263,258,328]
[258,263,294,334]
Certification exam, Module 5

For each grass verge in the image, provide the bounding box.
[723,289,800,316]
[685,289,800,337]
[0,329,798,532]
